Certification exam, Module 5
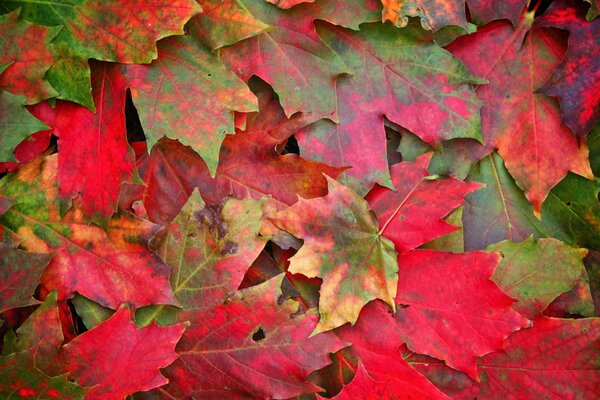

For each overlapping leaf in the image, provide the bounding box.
[382,250,529,379]
[535,0,600,136]
[130,190,344,398]
[0,91,48,162]
[0,11,57,103]
[33,62,135,226]
[381,0,529,30]
[297,22,483,194]
[448,14,593,212]
[271,177,399,333]
[413,317,600,399]
[366,154,481,254]
[488,237,589,318]
[1,0,201,108]
[123,35,258,175]
[61,307,186,400]
[0,155,177,310]
[335,301,451,399]
[0,242,52,313]
[211,0,352,118]
[160,275,346,399]
[215,84,345,209]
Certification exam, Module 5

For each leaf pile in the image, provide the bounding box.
[0,0,599,398]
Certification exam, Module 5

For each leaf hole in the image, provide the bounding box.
[566,201,572,206]
[252,327,266,342]
[207,73,212,77]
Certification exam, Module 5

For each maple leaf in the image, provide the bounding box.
[390,250,529,379]
[487,237,589,319]
[123,35,258,175]
[189,0,272,50]
[2,0,201,108]
[317,362,415,400]
[0,11,57,103]
[60,307,186,399]
[335,301,451,399]
[381,0,469,31]
[211,0,350,118]
[412,317,600,399]
[534,0,600,137]
[461,153,547,251]
[0,241,52,314]
[0,351,86,400]
[199,0,381,48]
[2,292,62,366]
[139,189,267,319]
[129,190,344,398]
[0,155,178,310]
[0,91,48,162]
[0,130,52,174]
[215,83,346,209]
[467,0,529,25]
[121,139,216,226]
[71,293,113,330]
[540,173,600,250]
[271,177,398,333]
[159,275,346,399]
[380,0,530,31]
[366,154,481,254]
[0,292,87,398]
[297,22,483,194]
[33,62,135,226]
[448,13,593,212]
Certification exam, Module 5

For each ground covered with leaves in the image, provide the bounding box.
[0,0,599,398]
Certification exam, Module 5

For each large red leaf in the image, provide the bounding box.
[34,62,135,226]
[123,35,258,175]
[61,307,186,400]
[215,84,345,209]
[0,155,178,311]
[335,301,451,399]
[535,0,600,136]
[413,317,600,399]
[0,242,52,314]
[448,14,593,212]
[297,22,483,194]
[0,11,57,103]
[160,275,346,399]
[366,154,481,254]
[393,250,529,379]
[271,178,399,333]
[320,362,436,400]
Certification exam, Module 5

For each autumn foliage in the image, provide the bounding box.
[0,0,599,398]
